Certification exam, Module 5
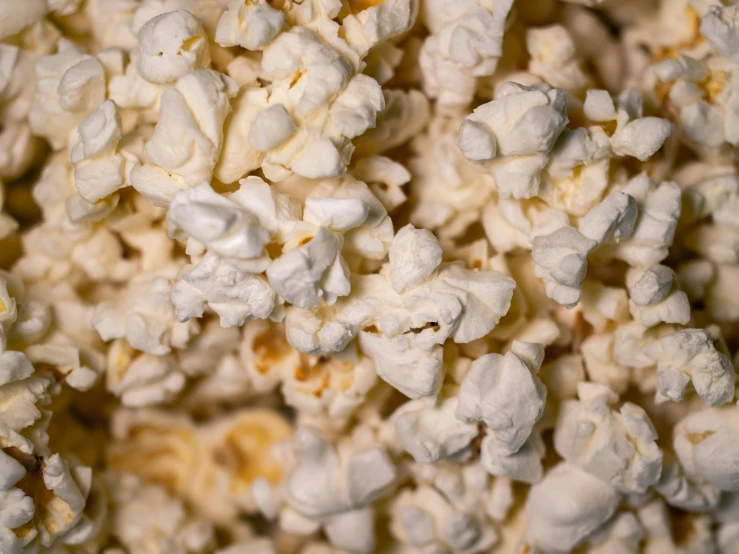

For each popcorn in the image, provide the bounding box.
[522,462,622,553]
[0,0,46,41]
[420,0,514,110]
[613,173,682,267]
[389,465,499,554]
[643,328,735,406]
[285,224,515,369]
[106,473,216,554]
[279,426,396,553]
[554,382,663,493]
[353,89,430,156]
[626,265,691,327]
[30,39,109,151]
[92,266,200,355]
[131,69,238,207]
[457,82,569,199]
[137,10,211,85]
[70,100,129,205]
[638,498,717,554]
[106,340,185,406]
[654,450,721,512]
[526,25,590,93]
[8,0,739,551]
[456,341,546,457]
[393,394,478,463]
[216,1,287,51]
[211,0,416,182]
[673,406,739,492]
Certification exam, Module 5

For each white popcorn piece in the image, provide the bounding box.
[614,174,682,267]
[643,328,736,406]
[285,224,515,368]
[92,267,200,355]
[283,351,377,419]
[106,340,185,406]
[216,0,286,51]
[458,82,569,199]
[283,426,396,553]
[606,89,674,162]
[701,5,739,61]
[350,156,410,214]
[0,345,97,552]
[527,25,590,93]
[389,480,498,554]
[342,0,418,54]
[554,382,663,494]
[167,182,274,261]
[523,462,621,554]
[0,42,45,182]
[480,428,546,484]
[25,342,103,392]
[393,395,479,463]
[353,89,430,156]
[106,473,216,554]
[131,69,238,207]
[626,265,691,327]
[420,0,514,110]
[532,213,596,308]
[654,450,721,512]
[267,225,349,309]
[214,86,268,184]
[673,406,739,492]
[456,341,546,457]
[409,114,496,246]
[358,331,443,400]
[70,100,130,205]
[173,254,278,328]
[581,331,633,395]
[137,10,211,85]
[580,280,630,333]
[30,40,108,150]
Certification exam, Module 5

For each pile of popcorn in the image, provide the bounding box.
[3,0,739,552]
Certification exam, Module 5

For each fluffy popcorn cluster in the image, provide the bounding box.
[2,0,739,553]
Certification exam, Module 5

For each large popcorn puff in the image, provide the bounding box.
[420,0,514,111]
[643,328,735,406]
[389,462,502,554]
[522,462,621,553]
[92,265,200,356]
[285,224,515,399]
[213,0,417,182]
[554,382,663,494]
[131,69,238,207]
[457,81,569,199]
[253,425,396,554]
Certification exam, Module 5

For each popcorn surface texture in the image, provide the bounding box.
[3,0,739,553]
